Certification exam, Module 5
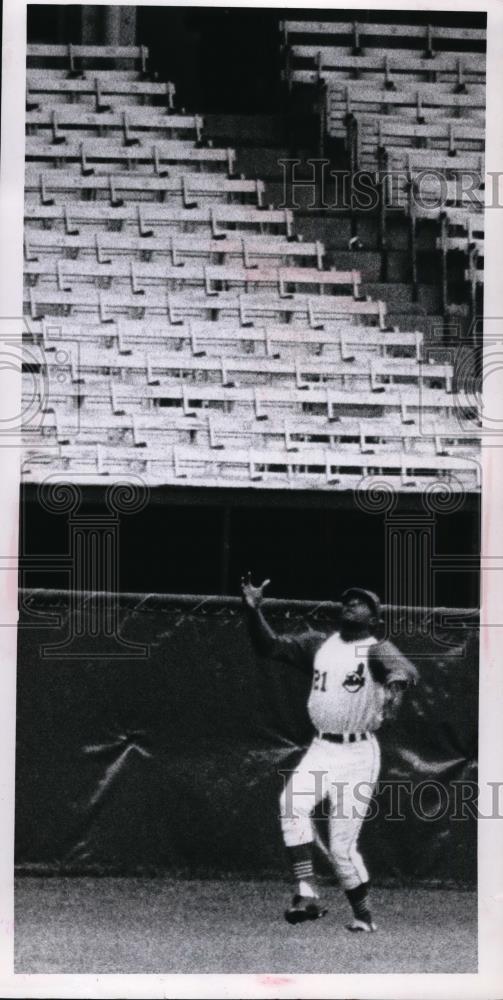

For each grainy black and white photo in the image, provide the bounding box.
[10,0,491,986]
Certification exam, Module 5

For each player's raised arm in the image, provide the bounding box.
[240,571,276,654]
[240,571,271,611]
[240,572,321,671]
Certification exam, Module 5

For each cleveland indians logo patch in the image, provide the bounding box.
[343,662,366,693]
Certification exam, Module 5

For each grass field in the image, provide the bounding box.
[14,876,477,974]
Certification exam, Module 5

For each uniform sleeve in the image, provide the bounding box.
[243,605,324,673]
[368,638,419,688]
[264,631,325,673]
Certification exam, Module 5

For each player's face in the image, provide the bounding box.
[340,596,374,627]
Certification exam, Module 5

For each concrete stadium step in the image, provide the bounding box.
[386,253,414,283]
[361,282,416,306]
[290,211,434,255]
[239,149,313,181]
[408,283,444,313]
[203,114,290,146]
[362,283,443,313]
[335,215,410,252]
[293,215,353,248]
[292,213,414,254]
[263,178,325,206]
[418,249,445,285]
[330,251,413,284]
[331,251,382,281]
[416,218,442,250]
[292,213,393,251]
[387,313,445,337]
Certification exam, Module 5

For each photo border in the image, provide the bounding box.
[1,1,502,996]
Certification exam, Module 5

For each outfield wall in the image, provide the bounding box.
[15,591,478,885]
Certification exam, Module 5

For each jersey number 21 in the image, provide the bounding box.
[313,669,327,692]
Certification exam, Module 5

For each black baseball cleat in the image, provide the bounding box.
[284,894,328,925]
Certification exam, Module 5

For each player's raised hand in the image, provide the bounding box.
[240,571,271,609]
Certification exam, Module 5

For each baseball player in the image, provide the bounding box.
[241,573,418,931]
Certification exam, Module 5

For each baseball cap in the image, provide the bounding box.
[341,588,381,618]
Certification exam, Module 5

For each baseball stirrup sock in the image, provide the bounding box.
[345,881,373,923]
[286,844,318,897]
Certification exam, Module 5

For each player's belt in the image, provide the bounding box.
[319,732,368,744]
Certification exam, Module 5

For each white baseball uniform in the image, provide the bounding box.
[246,616,417,890]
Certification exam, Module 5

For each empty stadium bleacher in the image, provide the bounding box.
[327,82,486,142]
[27,43,152,72]
[285,52,485,90]
[22,439,480,490]
[26,109,203,142]
[22,34,482,491]
[26,74,176,110]
[25,202,294,237]
[25,141,237,175]
[33,344,452,393]
[24,259,361,298]
[281,19,486,52]
[35,408,479,459]
[24,231,325,269]
[436,210,484,313]
[31,317,421,358]
[25,287,387,327]
[281,19,486,89]
[348,118,485,174]
[25,171,263,208]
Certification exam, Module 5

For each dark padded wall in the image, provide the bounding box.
[16,592,478,885]
[20,485,481,607]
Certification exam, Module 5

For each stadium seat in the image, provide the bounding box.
[327,82,486,140]
[281,20,486,91]
[281,19,486,52]
[32,318,421,361]
[23,436,479,490]
[25,172,264,209]
[26,109,203,142]
[24,230,325,269]
[349,117,485,173]
[27,74,176,110]
[24,258,361,298]
[25,142,237,176]
[41,408,477,458]
[28,375,457,421]
[24,286,387,327]
[27,43,152,71]
[437,211,484,255]
[35,341,452,394]
[25,202,294,237]
[286,51,485,89]
[27,68,153,81]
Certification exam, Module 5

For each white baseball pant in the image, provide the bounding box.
[279,734,381,890]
